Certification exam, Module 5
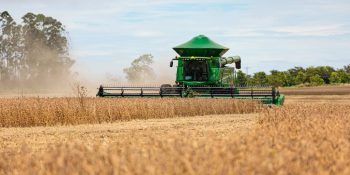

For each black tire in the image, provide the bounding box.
[160,84,172,95]
[172,84,183,94]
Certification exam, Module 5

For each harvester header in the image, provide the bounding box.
[97,35,285,106]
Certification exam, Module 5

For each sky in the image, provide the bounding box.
[1,0,350,82]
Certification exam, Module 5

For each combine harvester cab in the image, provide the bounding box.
[97,35,285,106]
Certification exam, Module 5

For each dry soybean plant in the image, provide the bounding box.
[0,98,262,127]
[0,102,349,174]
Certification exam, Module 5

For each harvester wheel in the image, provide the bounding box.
[173,84,183,94]
[161,84,172,88]
[160,84,172,95]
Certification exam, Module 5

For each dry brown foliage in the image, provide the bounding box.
[0,98,261,127]
[253,103,350,174]
[0,98,349,174]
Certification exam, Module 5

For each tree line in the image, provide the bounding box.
[123,54,155,83]
[0,11,74,89]
[236,65,350,87]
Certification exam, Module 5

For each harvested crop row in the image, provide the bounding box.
[0,98,261,127]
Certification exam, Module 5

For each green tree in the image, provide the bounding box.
[0,11,74,89]
[285,67,305,86]
[287,66,305,77]
[252,72,268,86]
[320,66,335,84]
[282,72,295,86]
[343,64,350,74]
[123,54,156,83]
[267,70,285,87]
[22,13,74,84]
[246,75,254,86]
[295,71,306,85]
[336,70,349,83]
[310,74,324,86]
[305,66,335,84]
[342,65,350,83]
[0,11,23,83]
[329,72,341,84]
[235,70,248,86]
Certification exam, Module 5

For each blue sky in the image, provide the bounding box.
[2,0,350,82]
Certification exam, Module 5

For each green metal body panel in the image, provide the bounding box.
[173,35,228,57]
[175,57,232,86]
[173,35,239,87]
[275,95,285,106]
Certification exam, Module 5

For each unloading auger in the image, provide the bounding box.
[97,35,285,106]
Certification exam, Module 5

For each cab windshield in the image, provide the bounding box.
[183,60,208,81]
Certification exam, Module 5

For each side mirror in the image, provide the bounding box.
[170,60,173,67]
[235,60,241,69]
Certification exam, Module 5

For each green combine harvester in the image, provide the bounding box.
[97,35,285,105]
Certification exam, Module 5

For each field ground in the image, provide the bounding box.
[0,95,350,174]
[0,114,257,152]
[284,94,350,104]
[280,84,350,95]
